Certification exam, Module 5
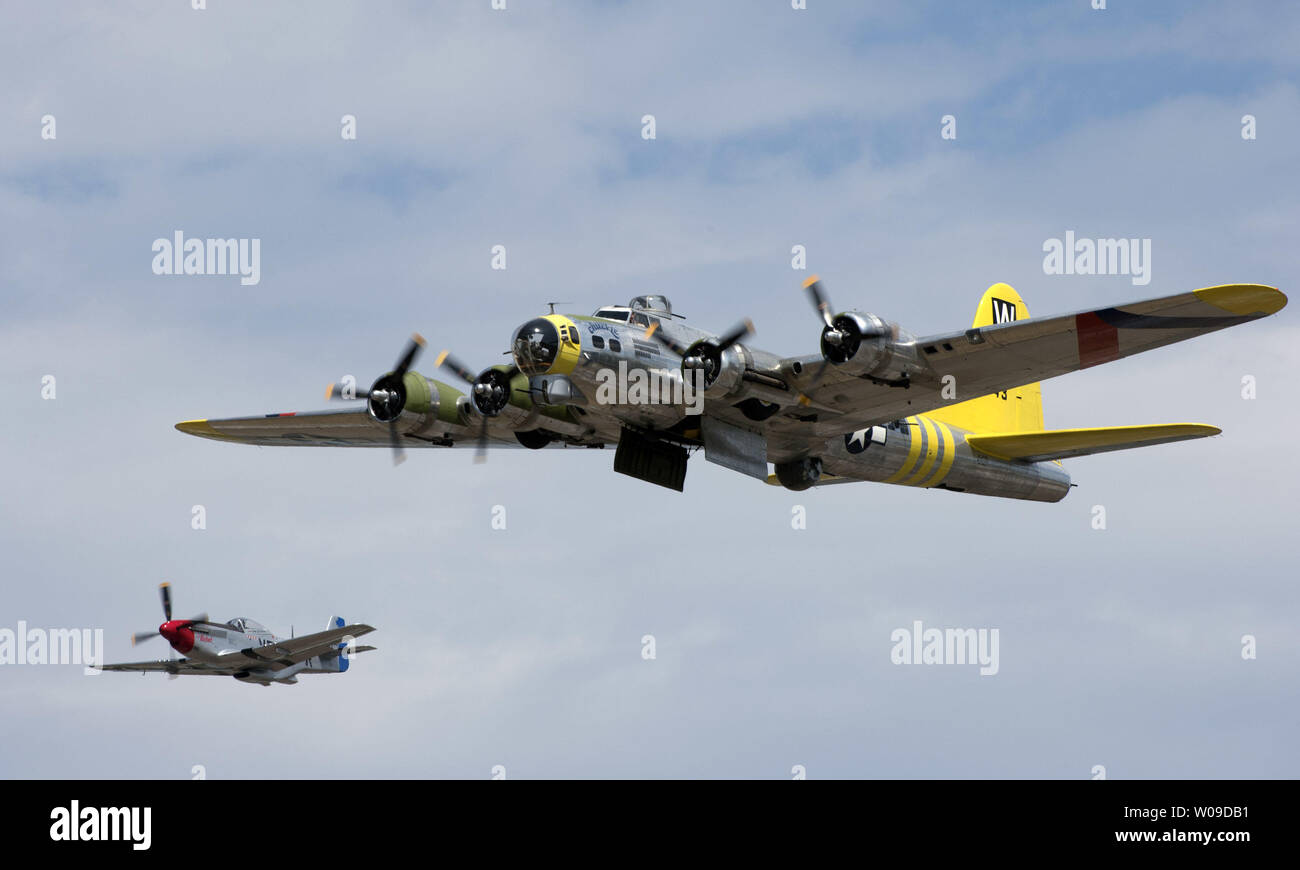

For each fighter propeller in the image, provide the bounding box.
[130,583,212,680]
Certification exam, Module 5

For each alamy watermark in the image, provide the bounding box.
[593,361,705,414]
[1042,230,1150,286]
[890,620,999,676]
[152,231,261,286]
[0,622,104,674]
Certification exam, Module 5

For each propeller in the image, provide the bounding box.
[131,583,209,682]
[642,315,753,395]
[641,320,690,356]
[803,274,835,329]
[795,275,838,396]
[681,318,754,389]
[325,381,369,400]
[436,351,520,463]
[796,274,890,396]
[326,333,427,466]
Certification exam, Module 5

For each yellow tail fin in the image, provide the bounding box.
[927,283,1044,434]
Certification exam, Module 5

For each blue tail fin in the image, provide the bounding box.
[327,615,350,672]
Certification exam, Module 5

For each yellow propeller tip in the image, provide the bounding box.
[802,274,820,288]
[412,333,427,346]
[643,322,659,338]
[434,350,449,367]
[325,382,336,400]
[160,582,170,589]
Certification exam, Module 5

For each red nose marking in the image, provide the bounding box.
[159,620,195,654]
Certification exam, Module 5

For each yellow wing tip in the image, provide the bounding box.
[1194,284,1287,316]
[175,419,215,436]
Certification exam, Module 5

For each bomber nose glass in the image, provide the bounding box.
[512,318,561,375]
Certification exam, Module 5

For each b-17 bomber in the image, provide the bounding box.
[174,276,1286,502]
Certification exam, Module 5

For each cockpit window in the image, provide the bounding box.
[593,309,630,321]
[513,318,561,375]
[628,312,649,328]
[629,295,672,314]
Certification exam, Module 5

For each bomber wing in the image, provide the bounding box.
[772,284,1285,444]
[176,410,607,450]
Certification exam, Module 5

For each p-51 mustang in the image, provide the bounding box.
[175,277,1286,502]
[101,583,375,686]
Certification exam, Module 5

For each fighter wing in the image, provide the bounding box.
[239,624,376,666]
[99,658,238,676]
[779,284,1285,435]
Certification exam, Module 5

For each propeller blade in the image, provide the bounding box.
[803,274,835,329]
[159,582,172,622]
[392,333,427,377]
[389,422,406,466]
[131,631,158,646]
[715,318,755,351]
[642,321,690,356]
[435,350,478,386]
[325,382,370,401]
[185,613,209,625]
[474,416,489,464]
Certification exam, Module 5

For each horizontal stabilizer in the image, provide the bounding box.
[965,424,1221,463]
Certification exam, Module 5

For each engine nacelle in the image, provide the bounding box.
[680,342,746,399]
[820,312,920,383]
[366,371,466,437]
[679,342,793,409]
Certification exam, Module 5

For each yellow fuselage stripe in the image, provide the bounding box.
[920,419,956,487]
[884,416,924,482]
[903,416,940,485]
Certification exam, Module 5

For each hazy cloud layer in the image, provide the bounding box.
[1,1,1296,778]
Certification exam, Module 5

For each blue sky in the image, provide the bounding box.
[0,1,1297,778]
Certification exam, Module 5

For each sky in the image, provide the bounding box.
[1,0,1297,779]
